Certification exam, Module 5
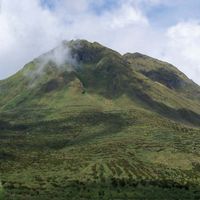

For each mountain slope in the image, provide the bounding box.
[1,40,200,199]
[124,52,200,100]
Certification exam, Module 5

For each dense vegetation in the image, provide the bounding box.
[1,109,200,199]
[1,40,200,199]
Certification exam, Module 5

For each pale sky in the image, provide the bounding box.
[1,0,200,85]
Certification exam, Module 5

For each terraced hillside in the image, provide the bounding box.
[1,40,200,199]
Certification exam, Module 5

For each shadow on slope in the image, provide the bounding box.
[0,112,133,150]
[131,89,200,126]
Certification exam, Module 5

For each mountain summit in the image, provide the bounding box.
[1,40,200,199]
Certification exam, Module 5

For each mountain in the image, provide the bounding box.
[1,40,200,200]
[1,40,200,125]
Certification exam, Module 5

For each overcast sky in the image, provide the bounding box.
[1,0,200,85]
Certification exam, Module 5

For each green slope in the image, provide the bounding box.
[1,40,200,199]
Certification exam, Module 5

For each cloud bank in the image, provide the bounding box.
[0,0,200,85]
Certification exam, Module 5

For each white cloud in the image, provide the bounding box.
[163,21,200,84]
[0,0,149,79]
[0,0,67,78]
[107,3,148,28]
[0,0,200,85]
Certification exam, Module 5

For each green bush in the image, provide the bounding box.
[0,182,4,200]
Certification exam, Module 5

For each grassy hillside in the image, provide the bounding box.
[1,40,200,199]
[1,109,200,199]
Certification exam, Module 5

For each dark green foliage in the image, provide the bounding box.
[40,71,77,93]
[0,120,11,130]
[141,68,183,89]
